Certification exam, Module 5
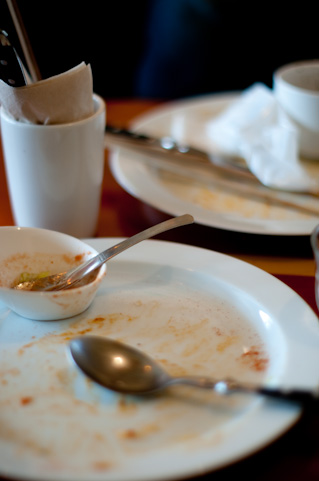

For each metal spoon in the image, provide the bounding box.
[69,336,319,406]
[14,214,194,291]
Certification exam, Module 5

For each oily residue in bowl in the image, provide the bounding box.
[0,252,88,288]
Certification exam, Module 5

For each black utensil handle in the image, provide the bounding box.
[0,29,26,87]
[259,387,319,406]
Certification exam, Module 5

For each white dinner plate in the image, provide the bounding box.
[110,93,319,236]
[0,238,318,481]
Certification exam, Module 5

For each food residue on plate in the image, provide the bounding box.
[0,280,273,478]
[157,169,317,220]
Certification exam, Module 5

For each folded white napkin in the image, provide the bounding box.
[0,62,94,125]
[206,83,317,193]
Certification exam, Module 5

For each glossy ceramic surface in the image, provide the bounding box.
[0,227,106,320]
[0,238,318,480]
[110,93,319,235]
[1,95,105,237]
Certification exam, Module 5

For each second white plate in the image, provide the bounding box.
[110,93,319,235]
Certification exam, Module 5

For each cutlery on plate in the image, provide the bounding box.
[14,214,194,291]
[104,125,319,197]
[105,125,319,216]
[69,336,319,406]
[105,124,254,180]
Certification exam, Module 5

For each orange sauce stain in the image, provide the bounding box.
[117,423,159,440]
[18,313,139,354]
[212,327,222,336]
[118,429,138,439]
[239,346,269,372]
[93,461,112,471]
[20,396,33,405]
[216,335,239,353]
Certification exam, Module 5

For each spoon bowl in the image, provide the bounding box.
[69,336,319,405]
[70,336,170,394]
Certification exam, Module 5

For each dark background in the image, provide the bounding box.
[1,0,318,99]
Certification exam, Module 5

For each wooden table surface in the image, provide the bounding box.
[0,98,318,481]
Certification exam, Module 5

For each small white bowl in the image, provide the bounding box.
[0,226,106,321]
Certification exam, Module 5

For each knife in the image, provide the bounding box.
[105,124,319,216]
[105,124,254,181]
[0,29,27,87]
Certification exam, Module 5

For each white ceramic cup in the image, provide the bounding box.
[273,60,319,160]
[0,94,106,237]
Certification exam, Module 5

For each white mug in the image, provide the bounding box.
[273,60,319,160]
[1,94,106,238]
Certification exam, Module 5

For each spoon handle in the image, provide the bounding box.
[65,214,194,288]
[255,387,319,406]
[172,376,319,406]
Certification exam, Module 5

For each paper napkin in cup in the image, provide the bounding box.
[0,62,94,125]
[206,83,317,193]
